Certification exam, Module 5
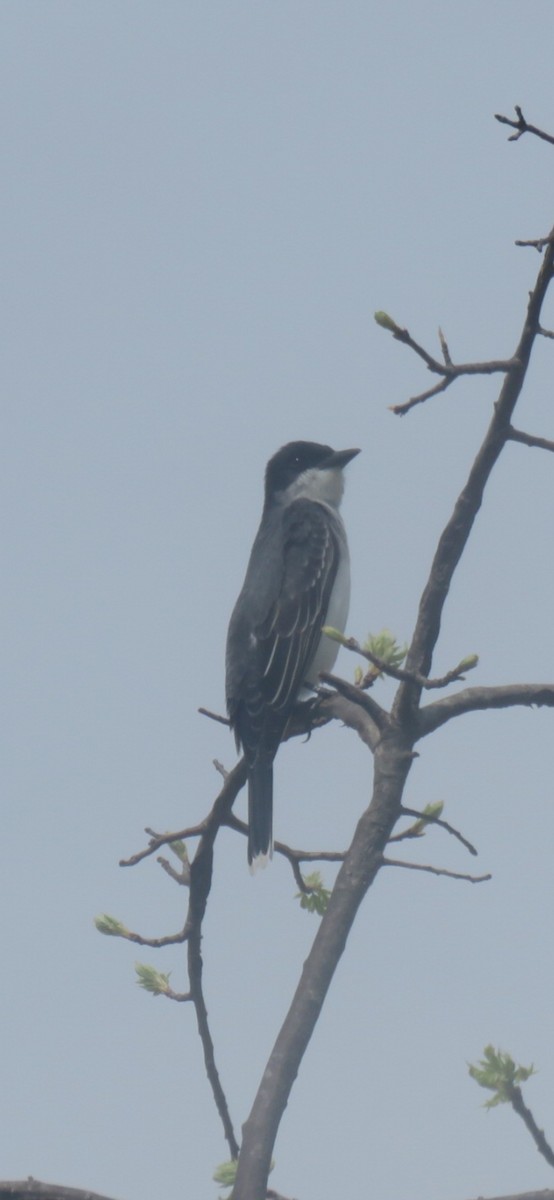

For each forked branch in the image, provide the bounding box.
[495,105,554,145]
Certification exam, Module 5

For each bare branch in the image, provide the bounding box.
[165,986,192,1002]
[390,375,452,416]
[385,319,513,380]
[120,824,206,868]
[495,105,554,146]
[508,426,554,454]
[118,926,189,948]
[396,806,478,856]
[392,230,554,727]
[118,758,244,1160]
[509,1086,554,1169]
[0,1183,122,1200]
[419,683,554,737]
[438,326,452,365]
[222,811,346,870]
[318,672,388,745]
[382,857,491,884]
[157,854,191,885]
[199,705,230,726]
[385,322,515,414]
[475,1193,554,1200]
[515,236,554,252]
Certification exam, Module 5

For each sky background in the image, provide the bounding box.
[2,4,554,1200]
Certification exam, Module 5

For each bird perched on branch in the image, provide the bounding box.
[226,440,359,868]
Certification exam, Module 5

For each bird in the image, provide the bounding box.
[225,440,359,868]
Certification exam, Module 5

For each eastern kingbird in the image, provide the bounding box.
[226,440,359,868]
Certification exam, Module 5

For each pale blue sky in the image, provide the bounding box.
[2,4,554,1199]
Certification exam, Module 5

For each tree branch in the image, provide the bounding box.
[232,730,415,1199]
[507,426,554,453]
[396,806,478,856]
[333,636,478,691]
[495,105,554,145]
[318,673,388,745]
[392,231,554,727]
[119,761,244,1161]
[510,1086,554,1169]
[382,857,491,884]
[419,684,554,737]
[0,1185,121,1200]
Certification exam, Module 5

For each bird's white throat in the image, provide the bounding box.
[286,465,345,508]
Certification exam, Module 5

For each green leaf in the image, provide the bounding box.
[457,654,479,673]
[322,625,348,646]
[409,800,444,838]
[213,1158,274,1192]
[363,629,407,673]
[374,310,400,333]
[169,839,189,864]
[94,913,129,938]
[135,962,171,996]
[213,1161,237,1188]
[296,871,331,916]
[468,1045,535,1107]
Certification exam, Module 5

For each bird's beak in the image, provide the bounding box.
[320,447,361,469]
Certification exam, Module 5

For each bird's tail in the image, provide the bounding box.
[248,757,273,870]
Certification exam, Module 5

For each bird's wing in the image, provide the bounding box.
[256,498,340,714]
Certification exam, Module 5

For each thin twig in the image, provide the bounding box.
[318,670,388,730]
[199,706,230,726]
[507,426,554,454]
[388,321,513,378]
[334,637,477,692]
[120,823,208,867]
[382,857,491,884]
[107,924,189,948]
[157,855,190,885]
[227,813,346,865]
[120,760,246,1160]
[438,326,452,366]
[510,1086,554,1169]
[390,375,452,416]
[515,236,554,252]
[165,986,192,1002]
[495,105,554,146]
[395,806,478,856]
[392,227,554,727]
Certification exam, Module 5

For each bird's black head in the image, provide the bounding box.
[264,441,360,505]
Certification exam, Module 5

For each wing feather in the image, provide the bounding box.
[258,499,339,714]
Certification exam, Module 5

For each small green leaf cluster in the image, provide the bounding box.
[363,629,407,672]
[94,914,129,937]
[409,800,444,838]
[135,962,171,996]
[168,839,189,863]
[457,653,479,673]
[296,871,331,916]
[374,310,401,334]
[213,1158,273,1194]
[321,624,348,645]
[213,1160,237,1189]
[468,1045,535,1108]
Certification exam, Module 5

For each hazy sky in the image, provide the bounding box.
[2,4,554,1200]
